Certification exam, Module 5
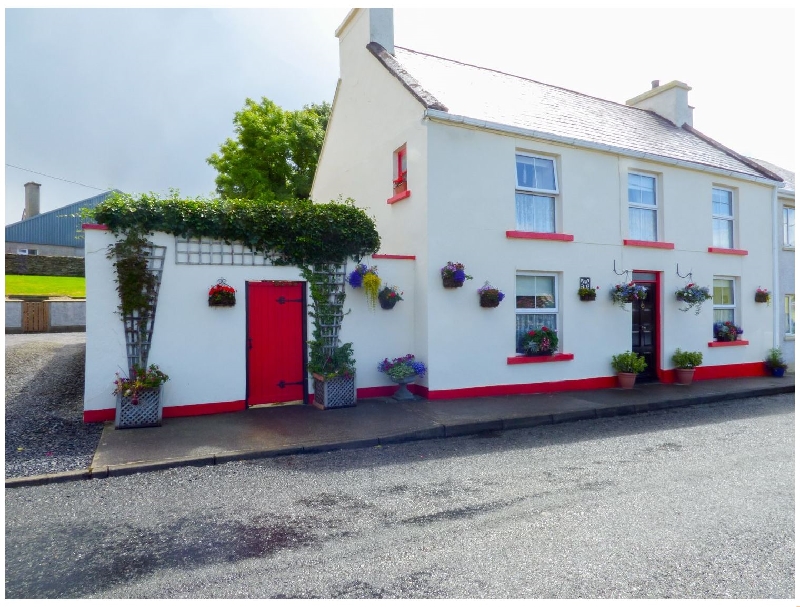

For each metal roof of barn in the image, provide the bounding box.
[5,190,117,248]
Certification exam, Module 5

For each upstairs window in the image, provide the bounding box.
[393,146,407,194]
[515,154,557,233]
[784,206,794,248]
[712,187,734,248]
[628,172,657,241]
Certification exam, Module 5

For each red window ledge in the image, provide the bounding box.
[708,247,748,256]
[708,340,749,347]
[507,353,574,365]
[387,190,411,204]
[623,239,675,250]
[371,254,416,260]
[506,231,574,242]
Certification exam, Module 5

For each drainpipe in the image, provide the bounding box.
[772,185,780,348]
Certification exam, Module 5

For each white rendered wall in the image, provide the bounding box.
[778,192,795,367]
[49,300,86,327]
[423,120,776,391]
[5,301,22,330]
[84,229,417,415]
[312,8,428,387]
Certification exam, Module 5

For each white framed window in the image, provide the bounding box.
[628,172,657,241]
[515,273,558,353]
[785,294,795,336]
[712,187,734,248]
[783,206,794,248]
[515,153,558,233]
[713,277,736,333]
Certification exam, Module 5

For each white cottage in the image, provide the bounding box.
[83,8,786,423]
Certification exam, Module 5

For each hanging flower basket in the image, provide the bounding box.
[378,285,403,310]
[441,261,472,289]
[610,282,647,309]
[675,282,712,315]
[208,279,236,307]
[477,282,505,308]
[348,263,381,309]
[755,288,771,304]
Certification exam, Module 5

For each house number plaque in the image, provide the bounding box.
[580,277,591,290]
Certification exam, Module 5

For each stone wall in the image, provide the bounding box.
[5,254,85,277]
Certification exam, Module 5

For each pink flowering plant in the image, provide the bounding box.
[520,326,559,355]
[675,282,712,315]
[477,281,505,307]
[377,354,427,381]
[113,364,169,404]
[755,287,771,304]
[611,281,647,308]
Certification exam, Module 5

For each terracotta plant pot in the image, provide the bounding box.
[617,372,637,389]
[675,368,696,385]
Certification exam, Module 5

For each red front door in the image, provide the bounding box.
[247,281,306,406]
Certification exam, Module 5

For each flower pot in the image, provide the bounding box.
[675,368,696,385]
[379,298,397,310]
[755,293,770,303]
[526,348,553,357]
[312,373,356,409]
[391,375,417,400]
[579,294,596,301]
[209,294,236,307]
[770,367,786,378]
[480,294,500,308]
[115,387,162,429]
[442,276,464,289]
[617,372,637,389]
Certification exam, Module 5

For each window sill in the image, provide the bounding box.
[623,239,675,249]
[707,340,749,347]
[784,335,795,341]
[506,231,574,242]
[782,246,794,252]
[387,190,411,205]
[507,353,574,365]
[707,247,748,256]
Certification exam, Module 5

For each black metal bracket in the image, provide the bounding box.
[613,260,629,279]
[276,296,304,304]
[277,380,304,389]
[676,264,693,280]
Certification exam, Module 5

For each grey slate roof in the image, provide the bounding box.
[386,46,778,182]
[5,190,117,248]
[748,158,794,193]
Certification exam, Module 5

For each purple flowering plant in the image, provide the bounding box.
[440,261,473,284]
[348,263,379,288]
[377,354,427,381]
[611,281,648,308]
[477,281,505,307]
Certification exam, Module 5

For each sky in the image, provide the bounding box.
[3,7,796,225]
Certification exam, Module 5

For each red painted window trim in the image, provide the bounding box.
[387,190,411,205]
[506,231,574,242]
[507,353,574,365]
[707,340,749,347]
[371,254,416,260]
[623,239,675,249]
[707,247,748,256]
[82,223,109,231]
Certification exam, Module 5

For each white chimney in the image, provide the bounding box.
[335,9,394,78]
[626,80,694,128]
[23,182,41,220]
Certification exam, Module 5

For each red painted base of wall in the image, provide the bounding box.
[85,363,770,422]
[660,362,768,383]
[83,400,246,423]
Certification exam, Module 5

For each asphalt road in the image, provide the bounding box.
[5,393,794,599]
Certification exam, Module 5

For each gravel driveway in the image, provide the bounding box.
[5,332,102,479]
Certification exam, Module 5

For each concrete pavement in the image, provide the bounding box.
[5,375,794,487]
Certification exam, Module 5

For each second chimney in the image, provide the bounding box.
[626,80,693,128]
[24,182,41,220]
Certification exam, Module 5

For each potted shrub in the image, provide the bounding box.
[672,349,703,385]
[378,354,427,400]
[348,263,381,309]
[477,282,505,308]
[713,321,743,342]
[755,287,771,304]
[520,326,559,356]
[378,285,403,310]
[208,280,236,307]
[113,364,170,428]
[611,351,647,389]
[578,286,600,301]
[308,341,357,409]
[675,282,712,315]
[610,282,647,309]
[441,261,473,289]
[764,348,788,377]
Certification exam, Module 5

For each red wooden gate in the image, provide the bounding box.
[246,281,306,406]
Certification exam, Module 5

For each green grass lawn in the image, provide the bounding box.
[5,275,86,298]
